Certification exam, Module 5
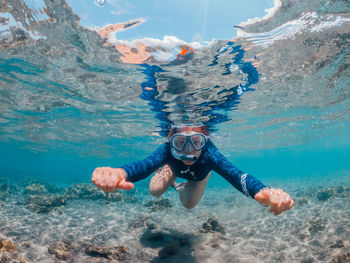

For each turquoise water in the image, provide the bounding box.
[1,0,350,262]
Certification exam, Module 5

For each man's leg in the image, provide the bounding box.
[175,172,211,209]
[149,164,177,197]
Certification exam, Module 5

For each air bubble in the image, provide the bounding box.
[94,0,105,7]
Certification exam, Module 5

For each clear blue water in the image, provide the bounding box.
[0,0,350,262]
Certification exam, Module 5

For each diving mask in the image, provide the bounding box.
[170,132,207,161]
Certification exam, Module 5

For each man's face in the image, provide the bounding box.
[169,130,207,165]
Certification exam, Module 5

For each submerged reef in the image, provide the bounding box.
[0,238,29,263]
[143,197,173,211]
[1,176,350,262]
[47,240,128,262]
[199,215,226,235]
[18,180,137,213]
[316,186,350,201]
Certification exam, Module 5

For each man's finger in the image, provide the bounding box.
[269,201,280,215]
[117,180,134,190]
[254,190,271,206]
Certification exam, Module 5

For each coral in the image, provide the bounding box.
[330,251,350,263]
[85,245,127,261]
[64,183,124,201]
[128,216,149,230]
[308,217,326,234]
[25,194,66,213]
[0,239,16,253]
[48,241,74,262]
[0,239,29,263]
[317,188,334,201]
[24,184,47,195]
[295,197,309,206]
[199,216,226,234]
[330,239,344,249]
[143,197,173,211]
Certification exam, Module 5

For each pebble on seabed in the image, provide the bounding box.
[0,239,16,253]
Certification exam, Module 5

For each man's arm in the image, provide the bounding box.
[207,141,294,215]
[92,143,169,192]
[208,141,267,199]
[119,143,169,183]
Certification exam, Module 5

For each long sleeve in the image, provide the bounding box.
[119,143,169,183]
[207,141,268,198]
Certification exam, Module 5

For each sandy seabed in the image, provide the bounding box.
[0,173,350,263]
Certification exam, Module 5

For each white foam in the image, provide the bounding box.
[236,12,350,48]
[0,12,45,41]
[239,0,282,27]
[93,18,146,34]
[310,14,350,32]
[22,0,50,22]
[100,29,216,61]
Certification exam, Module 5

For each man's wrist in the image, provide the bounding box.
[117,168,127,180]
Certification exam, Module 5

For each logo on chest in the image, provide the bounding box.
[180,167,196,179]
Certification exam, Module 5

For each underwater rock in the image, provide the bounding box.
[25,194,66,213]
[330,251,350,263]
[20,177,64,195]
[300,257,314,263]
[0,180,19,196]
[295,227,309,240]
[24,184,47,195]
[317,188,334,201]
[330,239,344,249]
[0,239,16,253]
[336,186,350,198]
[106,192,125,202]
[48,241,74,262]
[295,197,309,206]
[0,239,29,263]
[64,183,124,202]
[199,216,226,235]
[85,245,127,261]
[308,216,326,234]
[143,197,173,211]
[0,252,29,263]
[314,185,350,201]
[158,241,180,259]
[0,181,9,193]
[64,183,107,200]
[207,238,220,248]
[128,216,149,230]
[205,233,226,249]
[335,186,345,194]
[45,183,64,194]
[24,183,127,213]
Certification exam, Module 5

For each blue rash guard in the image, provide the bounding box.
[120,140,268,199]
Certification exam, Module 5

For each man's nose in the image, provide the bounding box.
[184,142,194,152]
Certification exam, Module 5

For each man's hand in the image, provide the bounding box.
[254,188,294,216]
[92,167,134,192]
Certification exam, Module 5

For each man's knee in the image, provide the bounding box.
[149,187,164,197]
[181,199,198,209]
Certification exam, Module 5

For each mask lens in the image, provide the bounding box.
[170,133,207,152]
[190,134,206,150]
[171,135,187,151]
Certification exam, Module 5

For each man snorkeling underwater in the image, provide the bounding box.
[92,125,294,215]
